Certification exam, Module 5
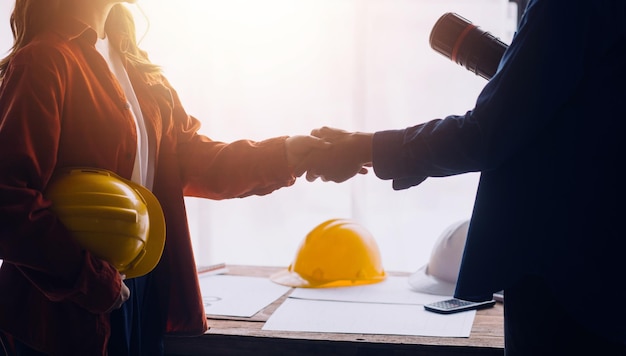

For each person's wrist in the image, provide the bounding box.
[354,132,373,165]
[284,136,298,168]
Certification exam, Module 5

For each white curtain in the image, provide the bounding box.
[0,0,517,272]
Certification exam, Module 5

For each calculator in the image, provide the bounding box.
[424,298,496,314]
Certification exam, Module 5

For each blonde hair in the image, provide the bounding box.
[0,1,161,80]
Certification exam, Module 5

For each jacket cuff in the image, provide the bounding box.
[373,130,428,190]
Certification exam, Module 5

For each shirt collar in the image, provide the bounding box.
[52,16,98,45]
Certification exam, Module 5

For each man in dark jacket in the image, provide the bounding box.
[306,0,626,354]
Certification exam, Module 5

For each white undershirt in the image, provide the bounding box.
[95,36,153,190]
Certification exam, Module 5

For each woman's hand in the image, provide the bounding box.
[305,127,374,183]
[106,274,130,313]
[285,135,331,177]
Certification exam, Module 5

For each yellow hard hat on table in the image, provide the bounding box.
[45,167,166,279]
[271,219,386,288]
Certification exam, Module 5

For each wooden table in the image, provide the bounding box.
[165,265,504,356]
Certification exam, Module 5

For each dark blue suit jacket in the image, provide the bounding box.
[372,0,626,342]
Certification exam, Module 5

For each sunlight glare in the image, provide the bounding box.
[131,0,329,72]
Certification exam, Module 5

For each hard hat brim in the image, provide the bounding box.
[270,268,386,288]
[408,265,456,296]
[269,269,317,288]
[121,182,166,279]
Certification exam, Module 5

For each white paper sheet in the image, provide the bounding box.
[289,276,449,305]
[262,298,475,337]
[262,276,475,337]
[199,274,290,317]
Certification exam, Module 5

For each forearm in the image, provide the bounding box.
[178,135,296,199]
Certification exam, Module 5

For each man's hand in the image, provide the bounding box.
[302,126,374,183]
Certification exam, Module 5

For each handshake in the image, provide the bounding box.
[286,126,374,183]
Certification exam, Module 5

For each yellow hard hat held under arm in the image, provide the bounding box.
[44,168,165,279]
